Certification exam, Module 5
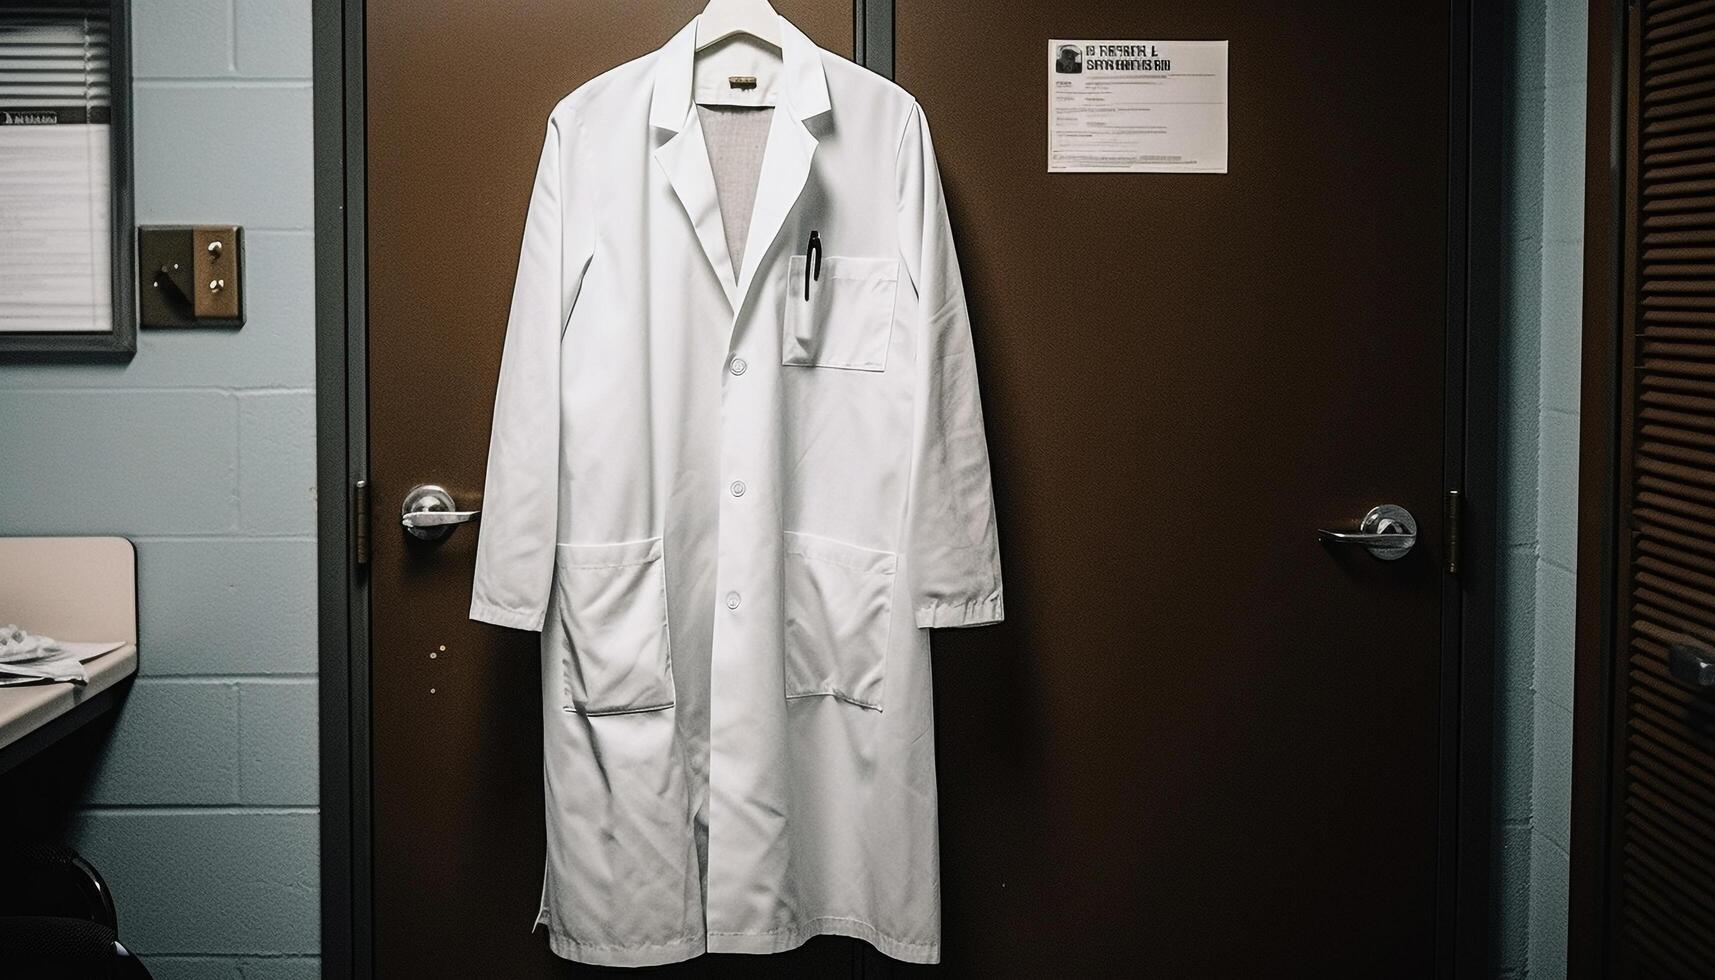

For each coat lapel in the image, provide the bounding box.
[731,106,815,315]
[647,14,830,318]
[654,109,741,311]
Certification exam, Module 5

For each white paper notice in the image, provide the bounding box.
[0,124,113,333]
[1048,40,1228,174]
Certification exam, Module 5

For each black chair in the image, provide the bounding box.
[0,844,153,979]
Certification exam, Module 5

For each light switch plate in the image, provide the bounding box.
[138,225,245,328]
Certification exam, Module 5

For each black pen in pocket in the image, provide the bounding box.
[804,230,821,300]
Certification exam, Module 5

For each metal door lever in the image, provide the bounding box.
[1670,641,1715,689]
[401,484,480,540]
[403,510,479,528]
[1319,504,1417,560]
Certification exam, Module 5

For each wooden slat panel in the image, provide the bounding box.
[1638,537,1715,580]
[1620,3,1715,971]
[1648,0,1715,29]
[1625,847,1715,946]
[1636,639,1715,711]
[1623,897,1713,979]
[1623,876,1715,976]
[1629,726,1715,808]
[1629,788,1715,873]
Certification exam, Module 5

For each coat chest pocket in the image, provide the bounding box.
[552,537,675,716]
[783,255,899,372]
[783,531,896,711]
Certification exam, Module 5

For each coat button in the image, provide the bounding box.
[729,356,748,376]
[725,591,741,610]
[730,480,746,497]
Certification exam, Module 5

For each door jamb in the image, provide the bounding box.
[853,0,893,79]
[313,3,1502,977]
[314,0,369,977]
[1568,0,1624,975]
[1449,0,1503,975]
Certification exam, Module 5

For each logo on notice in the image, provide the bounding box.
[0,110,58,125]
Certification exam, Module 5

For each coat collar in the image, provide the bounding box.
[648,14,832,133]
[651,14,827,316]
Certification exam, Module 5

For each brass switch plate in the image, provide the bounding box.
[139,225,245,328]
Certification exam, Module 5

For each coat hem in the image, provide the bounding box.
[469,597,545,631]
[544,929,708,968]
[708,916,940,964]
[541,917,940,967]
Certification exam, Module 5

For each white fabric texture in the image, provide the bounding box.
[470,13,1003,967]
[0,624,60,664]
[695,104,773,275]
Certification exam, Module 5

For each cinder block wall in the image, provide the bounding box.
[0,3,318,977]
[1493,0,1585,976]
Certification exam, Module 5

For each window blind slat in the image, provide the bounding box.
[0,8,111,123]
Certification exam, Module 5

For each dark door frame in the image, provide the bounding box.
[313,3,1503,976]
[1566,0,1631,975]
[312,0,368,973]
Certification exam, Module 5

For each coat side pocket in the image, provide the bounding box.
[783,530,897,711]
[782,256,899,372]
[553,536,675,716]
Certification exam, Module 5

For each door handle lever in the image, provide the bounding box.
[1319,504,1417,560]
[401,484,480,540]
[402,509,479,529]
[1670,641,1715,689]
[1320,529,1417,547]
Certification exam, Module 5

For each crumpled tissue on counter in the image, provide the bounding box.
[0,625,89,686]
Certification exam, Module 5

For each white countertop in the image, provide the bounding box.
[0,536,139,760]
[0,643,137,751]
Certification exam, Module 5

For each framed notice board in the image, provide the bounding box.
[0,0,134,358]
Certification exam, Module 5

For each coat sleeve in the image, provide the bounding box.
[470,110,593,630]
[896,101,1005,630]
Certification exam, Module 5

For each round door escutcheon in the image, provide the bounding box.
[1357,504,1416,561]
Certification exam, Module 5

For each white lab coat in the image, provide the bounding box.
[470,14,1002,967]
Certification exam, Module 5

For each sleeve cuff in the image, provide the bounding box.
[914,595,1004,629]
[469,598,545,632]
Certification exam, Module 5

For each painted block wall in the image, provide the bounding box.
[1494,0,1584,976]
[0,3,318,978]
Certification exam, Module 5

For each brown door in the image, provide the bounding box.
[893,2,1454,975]
[361,3,853,977]
[1575,1,1715,976]
[361,2,1461,977]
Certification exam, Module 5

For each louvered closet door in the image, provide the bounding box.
[1615,2,1715,976]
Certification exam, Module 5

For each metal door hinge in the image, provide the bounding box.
[354,480,371,567]
[1444,489,1462,576]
